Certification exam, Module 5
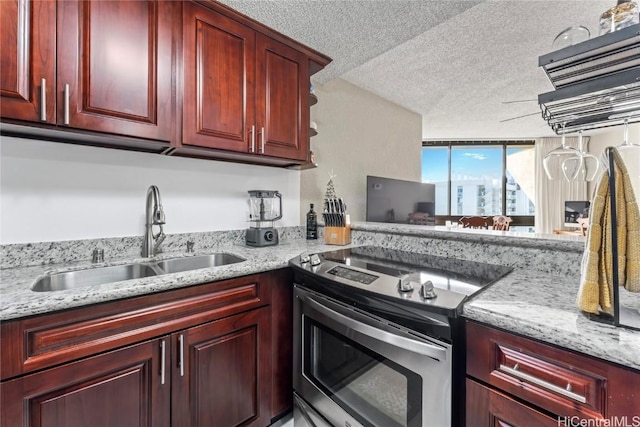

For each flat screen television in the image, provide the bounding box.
[366,176,436,224]
[564,200,590,228]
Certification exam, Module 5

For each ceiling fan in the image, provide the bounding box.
[500,99,540,123]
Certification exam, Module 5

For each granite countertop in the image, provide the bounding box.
[0,239,341,321]
[350,221,586,251]
[1,225,638,371]
[463,270,640,371]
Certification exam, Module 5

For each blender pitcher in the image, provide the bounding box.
[246,190,282,247]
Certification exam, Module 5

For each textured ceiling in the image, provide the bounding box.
[218,0,612,140]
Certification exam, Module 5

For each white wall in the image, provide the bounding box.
[0,136,301,244]
[588,123,640,198]
[301,79,423,222]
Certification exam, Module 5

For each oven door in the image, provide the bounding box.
[294,285,452,427]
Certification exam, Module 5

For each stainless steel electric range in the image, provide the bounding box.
[289,246,512,427]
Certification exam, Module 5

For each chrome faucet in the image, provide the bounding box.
[142,185,166,257]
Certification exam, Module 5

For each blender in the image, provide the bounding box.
[246,190,282,247]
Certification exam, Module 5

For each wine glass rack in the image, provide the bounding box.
[538,24,640,134]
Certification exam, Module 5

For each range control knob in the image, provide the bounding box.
[420,280,437,299]
[397,274,414,292]
[300,254,311,264]
[310,254,322,266]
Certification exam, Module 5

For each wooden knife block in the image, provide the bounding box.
[324,225,351,245]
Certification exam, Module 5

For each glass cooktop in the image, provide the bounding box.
[290,246,513,315]
[321,246,512,296]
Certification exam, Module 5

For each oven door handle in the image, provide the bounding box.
[305,295,448,361]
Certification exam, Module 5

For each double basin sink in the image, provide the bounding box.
[32,253,246,292]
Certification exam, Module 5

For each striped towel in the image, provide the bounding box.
[577,147,640,314]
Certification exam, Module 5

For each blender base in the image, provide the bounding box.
[245,227,279,247]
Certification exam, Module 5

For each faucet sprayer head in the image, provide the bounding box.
[153,205,165,224]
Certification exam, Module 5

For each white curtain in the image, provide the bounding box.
[535,136,589,234]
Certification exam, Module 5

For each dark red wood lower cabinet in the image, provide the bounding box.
[171,307,272,427]
[465,321,640,426]
[466,379,557,427]
[0,340,170,427]
[0,271,289,427]
[269,269,294,418]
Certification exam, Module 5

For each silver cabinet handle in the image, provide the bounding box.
[160,340,166,385]
[40,78,46,121]
[249,125,255,153]
[499,364,587,403]
[63,83,70,125]
[178,334,185,377]
[259,127,265,153]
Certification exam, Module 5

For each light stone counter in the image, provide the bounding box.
[462,270,640,371]
[0,237,340,321]
[1,222,638,371]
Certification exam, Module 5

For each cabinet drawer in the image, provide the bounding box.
[466,379,557,427]
[1,274,270,380]
[466,321,640,420]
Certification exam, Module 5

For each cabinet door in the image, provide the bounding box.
[0,0,56,124]
[182,1,256,152]
[56,0,175,141]
[256,34,309,161]
[466,379,558,427]
[0,339,170,427]
[172,307,272,427]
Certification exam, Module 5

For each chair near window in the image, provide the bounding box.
[577,217,589,236]
[492,215,513,231]
[459,216,489,229]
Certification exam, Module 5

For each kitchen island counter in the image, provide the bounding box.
[463,269,640,371]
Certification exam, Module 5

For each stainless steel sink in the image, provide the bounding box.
[31,253,246,292]
[154,253,245,274]
[31,263,161,292]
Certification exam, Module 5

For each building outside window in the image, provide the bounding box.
[422,141,535,230]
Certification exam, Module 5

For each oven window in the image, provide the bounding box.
[304,319,422,427]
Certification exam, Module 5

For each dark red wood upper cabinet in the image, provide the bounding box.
[0,0,56,124]
[1,0,330,165]
[182,1,255,152]
[256,34,309,162]
[181,1,313,163]
[56,0,175,141]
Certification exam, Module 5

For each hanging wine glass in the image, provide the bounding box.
[562,131,600,181]
[617,118,640,152]
[543,122,581,180]
[615,118,640,179]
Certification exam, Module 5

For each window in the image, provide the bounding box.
[506,146,535,216]
[450,146,502,216]
[422,141,535,227]
[421,147,448,215]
